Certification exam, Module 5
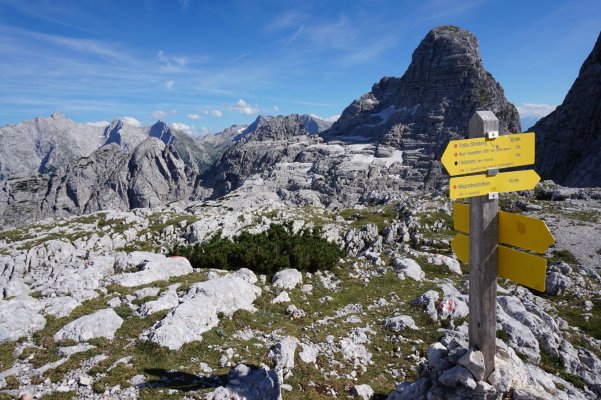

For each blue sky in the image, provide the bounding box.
[0,0,599,135]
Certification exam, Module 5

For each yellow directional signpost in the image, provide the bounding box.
[449,170,540,199]
[442,111,553,378]
[451,233,549,292]
[442,132,535,176]
[453,203,555,254]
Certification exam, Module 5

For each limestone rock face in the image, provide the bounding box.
[531,32,601,187]
[0,138,197,227]
[0,112,105,179]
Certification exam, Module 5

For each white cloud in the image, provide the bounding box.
[273,105,280,112]
[86,120,110,127]
[516,103,557,119]
[152,110,168,119]
[187,113,201,120]
[165,80,175,90]
[310,113,340,123]
[171,122,193,134]
[121,116,141,127]
[206,109,223,117]
[231,99,259,115]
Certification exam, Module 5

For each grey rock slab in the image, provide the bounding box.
[271,269,302,290]
[350,384,374,400]
[298,343,318,364]
[40,296,81,318]
[382,315,418,332]
[138,289,179,316]
[0,296,45,342]
[428,253,462,275]
[112,256,193,287]
[146,276,261,350]
[392,257,424,281]
[58,343,96,357]
[53,308,123,342]
[413,290,440,321]
[458,349,486,381]
[206,363,281,400]
[438,365,477,389]
[268,336,298,379]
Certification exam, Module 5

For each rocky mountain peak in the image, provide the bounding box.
[149,120,175,145]
[531,31,601,187]
[325,25,520,188]
[49,111,68,120]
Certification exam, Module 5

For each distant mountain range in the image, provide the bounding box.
[0,25,599,228]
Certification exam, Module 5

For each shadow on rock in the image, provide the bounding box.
[142,368,228,392]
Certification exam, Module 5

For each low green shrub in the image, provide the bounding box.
[169,222,343,277]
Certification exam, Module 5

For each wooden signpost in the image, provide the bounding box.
[442,111,554,378]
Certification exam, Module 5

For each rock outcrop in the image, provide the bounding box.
[531,31,601,187]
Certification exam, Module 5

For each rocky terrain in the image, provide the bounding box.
[0,182,599,400]
[531,31,601,188]
[0,24,600,400]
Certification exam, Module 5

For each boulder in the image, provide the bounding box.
[54,308,123,342]
[147,276,261,350]
[0,296,45,342]
[272,269,302,290]
[393,257,424,281]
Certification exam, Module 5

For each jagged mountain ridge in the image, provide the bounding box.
[530,31,601,187]
[0,112,106,179]
[0,138,196,228]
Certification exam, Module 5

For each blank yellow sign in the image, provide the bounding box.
[453,203,555,253]
[449,170,541,199]
[451,233,547,292]
[442,132,535,176]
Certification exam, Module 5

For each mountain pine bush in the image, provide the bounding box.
[169,222,343,277]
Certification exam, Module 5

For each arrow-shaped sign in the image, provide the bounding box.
[449,170,541,199]
[451,233,546,292]
[442,132,535,176]
[453,203,555,253]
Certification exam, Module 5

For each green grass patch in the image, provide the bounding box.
[38,392,76,400]
[339,205,397,230]
[549,250,578,265]
[0,342,15,372]
[556,299,601,341]
[538,351,585,389]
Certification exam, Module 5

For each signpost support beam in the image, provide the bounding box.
[468,111,499,378]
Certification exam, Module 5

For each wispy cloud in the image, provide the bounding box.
[171,122,193,134]
[516,103,557,119]
[86,120,110,127]
[187,113,201,120]
[231,99,259,115]
[121,116,141,127]
[227,52,251,65]
[165,80,175,90]
[152,110,168,119]
[206,109,223,117]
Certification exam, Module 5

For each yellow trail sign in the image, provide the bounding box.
[451,233,546,292]
[441,132,535,176]
[449,170,541,199]
[453,203,555,253]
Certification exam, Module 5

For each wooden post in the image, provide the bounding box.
[468,111,499,378]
